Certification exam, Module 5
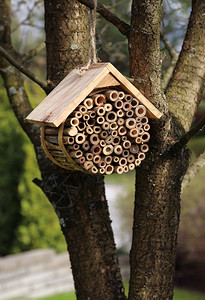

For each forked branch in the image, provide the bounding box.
[77,0,130,37]
[0,45,48,92]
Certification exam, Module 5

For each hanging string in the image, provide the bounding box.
[77,0,98,75]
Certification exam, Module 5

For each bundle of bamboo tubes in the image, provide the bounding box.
[42,89,150,175]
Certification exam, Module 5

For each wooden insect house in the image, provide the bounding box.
[26,63,162,175]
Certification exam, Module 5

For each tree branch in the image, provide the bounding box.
[182,151,205,191]
[22,41,45,63]
[77,0,130,37]
[173,114,205,151]
[160,30,178,60]
[0,45,48,92]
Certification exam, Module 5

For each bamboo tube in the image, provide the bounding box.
[123,101,132,111]
[45,136,58,144]
[86,126,93,135]
[104,103,113,111]
[126,110,134,118]
[84,161,93,170]
[122,136,127,141]
[111,130,118,137]
[117,118,125,126]
[114,145,123,155]
[135,105,146,117]
[104,90,119,101]
[85,152,93,161]
[97,116,105,125]
[105,165,114,175]
[83,113,90,121]
[123,140,131,149]
[128,163,135,170]
[144,124,150,131]
[117,109,125,118]
[135,159,141,166]
[129,128,139,138]
[139,128,144,135]
[90,133,100,145]
[141,132,150,143]
[130,144,139,154]
[105,135,113,144]
[91,144,102,155]
[93,126,101,134]
[92,94,106,106]
[135,136,142,144]
[69,117,79,127]
[119,157,127,166]
[102,121,110,130]
[45,127,58,135]
[83,98,93,109]
[67,137,75,145]
[110,122,118,130]
[138,152,146,161]
[63,126,78,136]
[113,156,120,163]
[115,166,124,174]
[125,118,136,129]
[93,155,101,164]
[118,126,127,136]
[136,122,142,129]
[105,111,117,123]
[118,91,125,100]
[78,122,86,132]
[112,136,121,145]
[103,145,114,155]
[78,156,86,164]
[75,133,86,144]
[91,166,99,174]
[114,100,123,109]
[127,154,135,163]
[86,118,95,126]
[100,140,106,147]
[135,117,142,123]
[124,94,133,101]
[73,144,80,150]
[98,161,106,168]
[105,155,112,164]
[131,98,139,108]
[70,111,82,119]
[89,111,96,118]
[140,116,149,124]
[70,150,83,158]
[99,168,105,174]
[96,106,106,116]
[123,165,129,173]
[78,105,87,114]
[122,149,130,157]
[100,131,108,139]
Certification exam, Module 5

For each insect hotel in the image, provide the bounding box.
[26,63,162,175]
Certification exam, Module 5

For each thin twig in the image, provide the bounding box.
[173,114,205,151]
[182,151,205,191]
[77,0,130,37]
[0,45,48,92]
[22,41,45,63]
[160,29,178,60]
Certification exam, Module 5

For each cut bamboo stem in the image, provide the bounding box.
[96,106,106,116]
[70,150,83,158]
[92,94,106,106]
[83,98,93,109]
[124,94,133,101]
[118,126,127,136]
[129,128,139,138]
[97,116,105,125]
[100,140,106,147]
[123,101,132,111]
[102,121,110,130]
[117,118,125,126]
[113,156,120,163]
[103,145,114,155]
[91,144,102,155]
[73,144,80,150]
[127,154,135,163]
[123,165,129,173]
[86,126,93,135]
[135,136,142,144]
[125,118,136,129]
[112,136,121,145]
[64,126,78,136]
[111,130,118,137]
[93,155,101,164]
[78,156,86,164]
[115,166,124,174]
[128,163,135,170]
[84,161,93,170]
[122,149,129,157]
[75,133,86,144]
[69,117,79,127]
[90,134,100,145]
[85,153,93,161]
[118,91,125,100]
[122,140,131,149]
[104,155,112,164]
[104,103,113,111]
[86,118,96,126]
[144,124,150,131]
[114,145,123,155]
[105,111,117,123]
[83,114,90,121]
[138,152,146,161]
[93,126,101,134]
[119,157,127,166]
[110,122,118,130]
[131,98,139,108]
[126,110,134,118]
[78,105,87,114]
[105,165,114,175]
[130,145,139,154]
[141,132,150,143]
[91,165,99,174]
[100,131,108,139]
[105,135,113,144]
[105,90,119,101]
[135,105,146,117]
[78,122,86,131]
[114,100,123,109]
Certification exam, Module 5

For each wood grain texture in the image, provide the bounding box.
[26,63,163,127]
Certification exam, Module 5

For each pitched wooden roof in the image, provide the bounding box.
[26,63,163,127]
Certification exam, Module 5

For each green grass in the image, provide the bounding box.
[38,288,205,300]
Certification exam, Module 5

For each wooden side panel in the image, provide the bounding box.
[26,64,110,127]
[106,63,163,119]
[95,73,120,88]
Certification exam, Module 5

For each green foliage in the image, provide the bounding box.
[0,84,25,256]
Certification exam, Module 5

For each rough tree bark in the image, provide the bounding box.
[0,1,125,299]
[0,0,205,299]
